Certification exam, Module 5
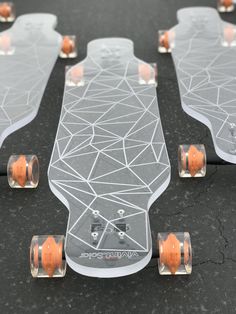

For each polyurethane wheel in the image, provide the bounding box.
[138,63,158,86]
[30,235,66,278]
[223,25,236,46]
[158,30,171,53]
[160,32,169,50]
[60,35,77,58]
[67,65,84,86]
[0,2,15,22]
[178,144,206,178]
[7,155,39,188]
[0,3,11,18]
[220,0,233,8]
[218,0,234,12]
[139,63,152,84]
[0,33,11,52]
[157,232,192,275]
[61,36,75,55]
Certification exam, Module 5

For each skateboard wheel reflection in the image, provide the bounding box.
[7,154,39,188]
[157,232,192,275]
[0,2,15,22]
[178,144,206,178]
[60,35,77,58]
[30,235,66,278]
[217,0,234,12]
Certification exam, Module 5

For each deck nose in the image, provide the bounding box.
[87,37,134,58]
[13,13,58,30]
[177,7,219,24]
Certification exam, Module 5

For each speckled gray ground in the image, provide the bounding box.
[0,0,236,313]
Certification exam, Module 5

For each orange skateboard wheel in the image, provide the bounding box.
[138,63,157,86]
[61,36,75,55]
[67,65,84,86]
[159,233,181,274]
[218,0,234,12]
[178,144,206,178]
[0,2,15,22]
[60,35,77,58]
[41,236,63,277]
[224,25,235,45]
[0,33,11,53]
[7,155,39,188]
[0,2,11,19]
[139,64,152,83]
[158,232,192,275]
[30,235,66,278]
[220,0,233,8]
[10,155,27,188]
[158,30,175,53]
[71,65,83,78]
[160,31,169,50]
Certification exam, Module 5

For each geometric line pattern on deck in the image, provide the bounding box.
[171,8,236,162]
[49,39,170,256]
[0,14,61,147]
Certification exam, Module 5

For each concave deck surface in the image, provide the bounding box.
[48,38,170,277]
[0,14,61,147]
[170,7,236,163]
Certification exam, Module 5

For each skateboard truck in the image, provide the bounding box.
[0,2,15,22]
[30,232,192,278]
[65,60,159,87]
[0,155,39,188]
[60,35,77,58]
[178,144,232,178]
[66,62,158,87]
[217,0,235,12]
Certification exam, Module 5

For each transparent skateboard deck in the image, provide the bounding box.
[0,14,62,147]
[48,38,170,278]
[170,7,236,163]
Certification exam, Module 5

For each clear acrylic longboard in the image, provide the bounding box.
[0,14,62,147]
[48,38,170,278]
[169,7,236,163]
